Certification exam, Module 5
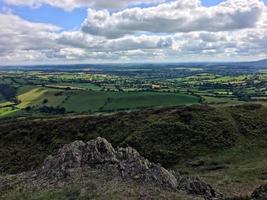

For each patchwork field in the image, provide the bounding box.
[0,82,200,118]
[0,64,267,119]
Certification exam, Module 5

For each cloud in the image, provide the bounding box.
[0,13,63,63]
[4,0,164,10]
[1,0,267,64]
[0,13,61,52]
[81,0,265,38]
[57,32,173,51]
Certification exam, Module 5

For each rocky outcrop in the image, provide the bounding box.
[36,137,223,199]
[37,137,178,190]
[117,146,178,190]
[251,184,267,200]
[37,138,118,180]
[1,137,222,200]
[176,174,221,199]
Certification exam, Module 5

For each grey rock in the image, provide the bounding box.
[175,173,223,200]
[37,138,177,190]
[37,140,86,179]
[251,184,267,200]
[82,137,118,165]
[117,147,178,190]
[37,138,119,179]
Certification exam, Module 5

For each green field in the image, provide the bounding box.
[62,91,199,112]
[0,69,266,119]
[0,81,200,118]
[51,83,102,91]
[0,107,18,118]
[15,86,199,113]
[203,96,240,104]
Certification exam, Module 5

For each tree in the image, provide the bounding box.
[43,99,48,104]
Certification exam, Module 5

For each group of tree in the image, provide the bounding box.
[37,106,66,115]
[0,84,18,102]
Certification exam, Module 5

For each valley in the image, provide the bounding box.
[0,62,267,119]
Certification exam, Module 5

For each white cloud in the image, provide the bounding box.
[4,0,164,10]
[0,13,63,63]
[1,0,267,64]
[81,0,265,38]
[0,13,61,52]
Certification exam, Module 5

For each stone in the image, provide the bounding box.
[251,184,267,200]
[175,173,223,200]
[117,147,178,190]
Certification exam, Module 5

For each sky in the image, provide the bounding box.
[0,0,267,64]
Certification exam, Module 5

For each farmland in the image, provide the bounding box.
[0,62,267,119]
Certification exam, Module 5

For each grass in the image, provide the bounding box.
[0,101,15,107]
[17,87,66,109]
[103,92,198,110]
[62,91,199,112]
[175,138,267,197]
[17,85,37,95]
[51,83,102,91]
[206,75,248,84]
[0,107,18,118]
[2,178,201,200]
[62,91,109,112]
[1,85,199,118]
[203,96,240,104]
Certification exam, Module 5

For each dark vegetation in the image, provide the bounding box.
[0,84,17,102]
[37,106,66,114]
[0,104,266,175]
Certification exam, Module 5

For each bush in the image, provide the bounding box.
[37,106,66,115]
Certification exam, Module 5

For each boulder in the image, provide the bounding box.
[175,173,223,200]
[251,184,267,200]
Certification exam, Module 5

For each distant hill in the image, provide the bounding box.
[1,59,267,72]
[246,59,267,67]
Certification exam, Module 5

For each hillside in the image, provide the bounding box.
[249,59,267,67]
[0,104,267,197]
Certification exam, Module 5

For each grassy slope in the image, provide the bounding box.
[17,87,66,108]
[0,104,266,196]
[183,143,267,197]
